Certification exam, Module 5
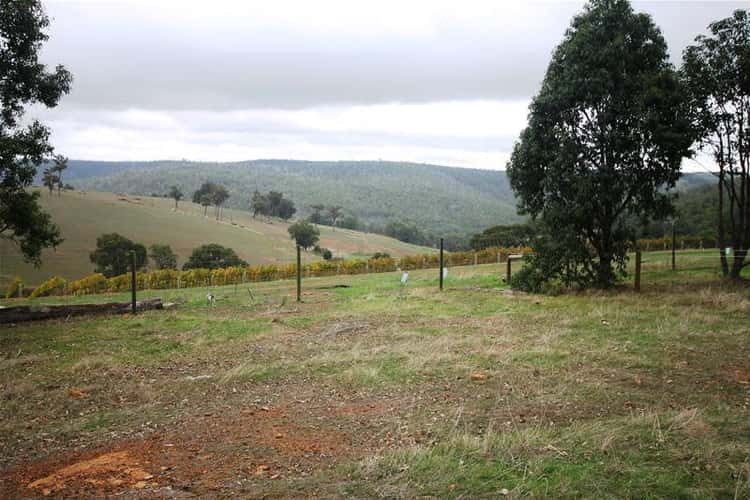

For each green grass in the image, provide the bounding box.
[0,189,433,287]
[1,258,750,498]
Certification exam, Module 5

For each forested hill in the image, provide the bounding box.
[63,160,521,237]
[58,159,716,241]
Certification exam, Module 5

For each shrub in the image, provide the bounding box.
[4,277,23,299]
[369,257,397,273]
[183,244,247,270]
[68,273,107,295]
[89,233,147,277]
[509,264,546,293]
[30,276,67,298]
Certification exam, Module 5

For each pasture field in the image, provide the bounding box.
[0,190,431,287]
[1,250,749,498]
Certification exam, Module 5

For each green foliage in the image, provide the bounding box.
[51,155,67,197]
[470,223,535,250]
[149,243,177,270]
[1,190,63,266]
[682,9,750,278]
[42,168,58,194]
[288,220,320,250]
[4,277,23,298]
[192,181,230,219]
[250,190,296,220]
[383,221,431,246]
[89,233,147,277]
[372,252,391,259]
[507,0,693,289]
[327,206,343,227]
[30,275,66,298]
[168,185,183,208]
[182,243,247,270]
[0,0,70,266]
[322,248,333,260]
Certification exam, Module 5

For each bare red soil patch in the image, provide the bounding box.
[1,403,364,498]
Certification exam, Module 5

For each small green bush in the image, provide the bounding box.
[509,264,547,293]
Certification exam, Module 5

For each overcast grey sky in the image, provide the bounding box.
[36,0,746,170]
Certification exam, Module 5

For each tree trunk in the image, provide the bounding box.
[596,251,615,288]
[718,171,729,276]
[730,249,747,280]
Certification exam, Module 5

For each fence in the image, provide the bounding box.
[19,245,532,298]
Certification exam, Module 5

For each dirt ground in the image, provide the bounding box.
[2,386,426,498]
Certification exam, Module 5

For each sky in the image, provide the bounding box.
[34,0,747,171]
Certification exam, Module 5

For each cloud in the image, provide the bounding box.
[38,100,524,168]
[37,0,742,168]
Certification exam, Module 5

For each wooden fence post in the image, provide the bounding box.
[296,245,301,302]
[506,257,512,283]
[635,250,642,292]
[130,251,137,314]
[439,238,444,291]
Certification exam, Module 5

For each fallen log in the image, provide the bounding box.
[0,298,164,324]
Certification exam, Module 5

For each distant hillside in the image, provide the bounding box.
[0,190,432,287]
[63,160,521,238]
[47,160,717,244]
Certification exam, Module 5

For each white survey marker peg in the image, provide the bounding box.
[400,271,409,285]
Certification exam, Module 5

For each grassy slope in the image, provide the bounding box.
[1,250,749,498]
[0,190,431,286]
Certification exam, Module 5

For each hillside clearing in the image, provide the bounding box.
[1,253,749,498]
[0,190,432,287]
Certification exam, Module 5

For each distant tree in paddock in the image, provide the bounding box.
[211,184,230,220]
[250,190,296,219]
[288,220,320,250]
[199,194,212,216]
[309,204,325,224]
[52,155,67,197]
[149,243,177,270]
[89,233,147,277]
[192,181,228,218]
[42,168,58,195]
[250,190,266,218]
[266,191,283,211]
[168,185,183,210]
[327,206,343,229]
[182,243,247,270]
[276,198,296,220]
